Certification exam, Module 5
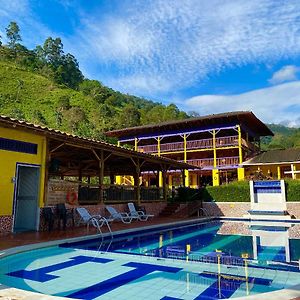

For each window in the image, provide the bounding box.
[0,137,38,154]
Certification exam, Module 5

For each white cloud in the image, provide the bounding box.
[0,0,54,48]
[184,81,300,127]
[269,65,300,84]
[69,0,300,95]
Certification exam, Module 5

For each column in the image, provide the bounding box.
[212,169,219,186]
[237,125,245,181]
[157,137,163,187]
[134,160,141,205]
[116,140,122,184]
[183,133,190,187]
[277,166,281,179]
[99,151,104,203]
[134,137,138,151]
[212,129,219,186]
[162,169,168,202]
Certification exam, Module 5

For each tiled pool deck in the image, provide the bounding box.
[0,216,189,251]
[1,217,300,300]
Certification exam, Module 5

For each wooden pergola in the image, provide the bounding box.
[47,135,196,204]
[0,115,199,205]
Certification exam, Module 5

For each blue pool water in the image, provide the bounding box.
[1,220,300,299]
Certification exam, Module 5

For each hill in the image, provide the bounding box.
[261,124,300,150]
[0,20,299,149]
[0,61,188,141]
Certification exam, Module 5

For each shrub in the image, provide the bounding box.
[285,179,300,201]
[202,181,250,202]
[202,179,300,202]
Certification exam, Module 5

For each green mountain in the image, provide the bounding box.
[261,124,300,150]
[0,60,188,142]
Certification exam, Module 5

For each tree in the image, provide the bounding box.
[6,21,21,50]
[42,37,63,67]
[117,104,141,128]
[62,106,85,133]
[56,95,71,112]
[0,34,2,47]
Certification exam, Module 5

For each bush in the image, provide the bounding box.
[201,179,300,202]
[202,181,250,202]
[286,179,300,201]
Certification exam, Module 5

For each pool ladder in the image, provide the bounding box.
[197,207,210,217]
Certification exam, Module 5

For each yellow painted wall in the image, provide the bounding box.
[0,127,46,216]
[245,164,300,179]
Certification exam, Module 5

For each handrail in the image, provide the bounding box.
[197,207,210,217]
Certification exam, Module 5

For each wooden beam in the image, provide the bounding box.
[50,142,65,153]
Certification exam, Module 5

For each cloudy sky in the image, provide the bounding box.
[1,0,300,126]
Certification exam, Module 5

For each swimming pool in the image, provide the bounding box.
[1,220,300,299]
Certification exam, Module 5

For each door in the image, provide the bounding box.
[13,164,40,232]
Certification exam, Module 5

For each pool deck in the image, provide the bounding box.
[0,216,194,251]
[1,216,300,300]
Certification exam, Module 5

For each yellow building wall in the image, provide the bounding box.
[245,164,300,179]
[0,127,46,216]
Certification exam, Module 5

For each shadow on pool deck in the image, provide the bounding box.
[0,216,196,251]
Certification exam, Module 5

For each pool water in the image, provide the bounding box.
[1,220,300,299]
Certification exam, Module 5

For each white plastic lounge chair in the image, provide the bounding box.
[76,207,112,233]
[106,206,134,223]
[127,202,154,221]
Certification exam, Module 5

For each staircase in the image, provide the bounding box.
[159,203,181,217]
[174,201,203,218]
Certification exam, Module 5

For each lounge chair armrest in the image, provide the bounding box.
[136,210,146,216]
[119,212,130,218]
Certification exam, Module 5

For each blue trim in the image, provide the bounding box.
[119,124,238,142]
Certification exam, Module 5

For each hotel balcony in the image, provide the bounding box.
[137,135,257,154]
[183,156,240,169]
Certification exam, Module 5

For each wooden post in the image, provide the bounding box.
[134,159,141,205]
[43,138,49,206]
[162,167,168,202]
[182,169,186,187]
[99,150,104,203]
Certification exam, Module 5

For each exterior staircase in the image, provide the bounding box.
[173,201,203,218]
[159,203,181,217]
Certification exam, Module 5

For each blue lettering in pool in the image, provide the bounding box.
[7,255,113,282]
[68,262,182,300]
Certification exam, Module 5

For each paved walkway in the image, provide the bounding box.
[0,216,189,251]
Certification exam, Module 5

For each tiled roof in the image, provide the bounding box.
[106,111,273,138]
[0,115,198,170]
[243,148,300,165]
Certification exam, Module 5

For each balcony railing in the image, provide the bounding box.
[78,185,163,203]
[138,135,245,154]
[184,156,240,168]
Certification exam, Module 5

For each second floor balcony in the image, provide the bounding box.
[137,135,257,154]
[183,156,240,169]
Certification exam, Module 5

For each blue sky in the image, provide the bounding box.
[1,0,300,126]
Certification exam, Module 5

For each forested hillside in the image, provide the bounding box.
[0,21,299,149]
[0,22,188,141]
[262,124,300,150]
